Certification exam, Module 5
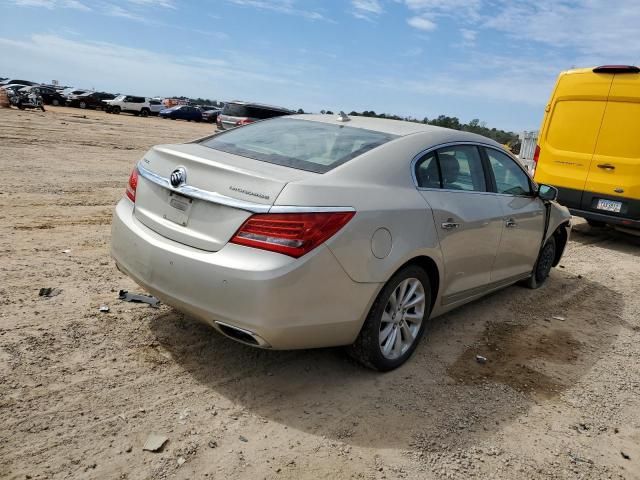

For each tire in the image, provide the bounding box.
[525,236,556,289]
[140,108,149,118]
[348,265,432,371]
[587,219,606,228]
[112,106,121,114]
[52,99,60,106]
[79,101,86,109]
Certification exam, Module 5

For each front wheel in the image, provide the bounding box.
[112,106,121,114]
[52,99,60,106]
[348,265,431,371]
[140,109,149,117]
[79,101,86,109]
[525,236,556,289]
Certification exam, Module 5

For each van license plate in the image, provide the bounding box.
[165,192,192,226]
[596,199,622,213]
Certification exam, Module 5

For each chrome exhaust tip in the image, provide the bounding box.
[214,321,271,348]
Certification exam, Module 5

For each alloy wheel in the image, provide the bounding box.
[379,278,426,360]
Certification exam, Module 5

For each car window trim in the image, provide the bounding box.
[411,141,536,196]
[480,145,537,198]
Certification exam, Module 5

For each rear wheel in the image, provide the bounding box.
[140,108,149,117]
[525,236,556,289]
[79,101,87,109]
[348,265,431,371]
[112,106,121,114]
[52,99,60,106]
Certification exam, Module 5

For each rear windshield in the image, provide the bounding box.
[200,118,398,173]
[222,103,290,119]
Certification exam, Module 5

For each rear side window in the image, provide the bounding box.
[200,118,398,173]
[415,152,441,188]
[485,148,532,196]
[222,103,249,117]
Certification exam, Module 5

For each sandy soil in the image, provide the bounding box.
[1,106,639,480]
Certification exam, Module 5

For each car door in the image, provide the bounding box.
[415,144,503,304]
[483,147,545,281]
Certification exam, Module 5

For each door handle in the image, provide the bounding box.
[505,218,517,228]
[597,163,615,170]
[441,221,461,230]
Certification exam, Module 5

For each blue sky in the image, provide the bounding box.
[2,0,639,130]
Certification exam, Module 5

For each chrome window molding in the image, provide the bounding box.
[410,141,537,197]
[137,163,355,214]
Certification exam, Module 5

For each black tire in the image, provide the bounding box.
[348,265,432,371]
[112,106,121,114]
[525,236,556,289]
[79,101,87,109]
[140,108,149,118]
[52,99,60,106]
[587,219,606,228]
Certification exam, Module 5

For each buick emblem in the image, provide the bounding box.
[170,167,186,188]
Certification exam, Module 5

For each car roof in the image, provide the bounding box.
[289,114,502,145]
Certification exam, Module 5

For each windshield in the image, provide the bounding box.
[200,118,398,173]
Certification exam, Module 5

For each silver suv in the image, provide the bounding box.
[216,101,293,130]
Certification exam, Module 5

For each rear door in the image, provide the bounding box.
[581,73,640,220]
[534,71,613,209]
[483,147,545,281]
[415,144,503,303]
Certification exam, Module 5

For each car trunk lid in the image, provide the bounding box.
[133,143,312,251]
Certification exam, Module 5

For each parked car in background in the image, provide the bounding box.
[18,86,65,106]
[0,79,38,86]
[111,114,571,371]
[149,98,164,115]
[201,107,222,123]
[216,101,293,130]
[1,84,30,94]
[534,64,640,229]
[34,86,66,106]
[159,105,203,122]
[67,91,115,109]
[104,95,153,117]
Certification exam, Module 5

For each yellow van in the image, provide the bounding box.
[533,65,640,228]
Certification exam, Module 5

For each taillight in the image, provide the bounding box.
[236,118,253,126]
[532,144,541,177]
[125,167,138,202]
[230,212,355,258]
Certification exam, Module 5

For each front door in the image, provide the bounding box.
[483,147,545,281]
[415,144,503,304]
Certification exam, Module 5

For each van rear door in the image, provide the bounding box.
[534,71,613,209]
[581,72,640,220]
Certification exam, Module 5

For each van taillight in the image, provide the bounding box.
[231,212,355,258]
[532,145,540,177]
[125,167,139,202]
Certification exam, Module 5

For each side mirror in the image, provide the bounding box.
[537,184,558,201]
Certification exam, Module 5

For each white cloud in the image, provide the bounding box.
[351,0,383,20]
[225,0,329,21]
[12,0,90,10]
[486,0,640,61]
[403,0,482,22]
[407,16,436,31]
[458,28,477,46]
[126,0,175,8]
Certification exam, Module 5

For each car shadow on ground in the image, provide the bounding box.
[149,269,623,451]
[570,221,640,254]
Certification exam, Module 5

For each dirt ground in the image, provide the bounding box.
[1,106,639,480]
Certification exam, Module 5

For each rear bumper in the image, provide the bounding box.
[569,208,640,228]
[111,199,379,349]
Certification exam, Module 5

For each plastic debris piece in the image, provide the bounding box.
[118,290,160,308]
[475,355,487,364]
[143,433,168,452]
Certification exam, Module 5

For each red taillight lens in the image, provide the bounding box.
[532,144,541,177]
[125,167,138,202]
[236,118,253,126]
[231,212,355,258]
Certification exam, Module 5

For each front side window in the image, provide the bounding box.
[200,117,398,173]
[486,148,532,196]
